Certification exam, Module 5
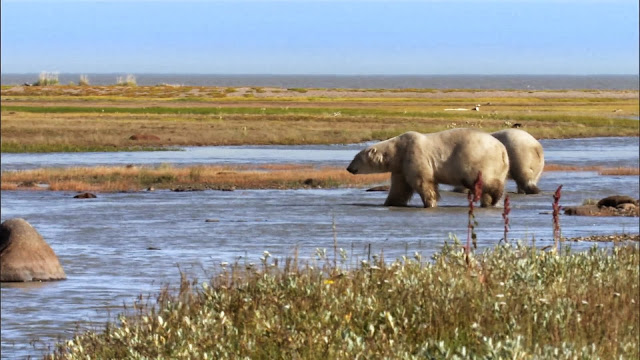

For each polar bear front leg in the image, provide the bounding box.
[411,179,439,208]
[384,173,414,206]
[418,183,439,208]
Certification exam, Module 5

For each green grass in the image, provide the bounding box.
[48,241,639,359]
[4,105,636,126]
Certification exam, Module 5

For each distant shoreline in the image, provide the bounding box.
[2,73,638,90]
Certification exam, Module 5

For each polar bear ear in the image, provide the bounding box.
[367,148,384,164]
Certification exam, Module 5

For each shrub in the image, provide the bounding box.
[48,242,639,359]
[34,71,60,86]
[116,74,137,87]
[78,75,90,86]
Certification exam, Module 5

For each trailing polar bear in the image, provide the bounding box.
[347,129,509,208]
[491,129,544,194]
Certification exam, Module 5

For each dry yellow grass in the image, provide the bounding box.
[1,164,389,192]
[3,163,637,193]
[544,164,640,175]
[598,167,640,176]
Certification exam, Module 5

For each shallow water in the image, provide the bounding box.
[3,74,639,90]
[1,137,638,171]
[1,138,639,358]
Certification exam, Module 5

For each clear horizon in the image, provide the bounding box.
[1,1,638,75]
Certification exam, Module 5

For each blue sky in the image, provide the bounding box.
[1,0,638,74]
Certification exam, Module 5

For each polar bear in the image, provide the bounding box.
[491,129,544,194]
[347,129,509,208]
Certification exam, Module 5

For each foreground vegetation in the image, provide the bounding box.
[49,242,639,359]
[1,85,638,152]
[2,163,638,193]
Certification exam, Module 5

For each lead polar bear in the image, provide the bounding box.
[347,128,509,208]
[490,129,544,194]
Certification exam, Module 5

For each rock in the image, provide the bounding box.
[564,204,638,217]
[597,195,638,208]
[366,185,390,192]
[617,203,637,211]
[129,134,161,141]
[171,187,204,192]
[18,181,37,188]
[564,205,600,216]
[205,219,219,222]
[303,178,320,187]
[0,218,66,282]
[511,123,522,128]
[74,192,96,199]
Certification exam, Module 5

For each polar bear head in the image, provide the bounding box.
[346,146,389,174]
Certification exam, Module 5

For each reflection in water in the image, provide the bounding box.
[1,138,639,358]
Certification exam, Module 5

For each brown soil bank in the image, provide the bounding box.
[1,86,638,152]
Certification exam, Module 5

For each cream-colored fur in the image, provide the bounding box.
[347,129,509,207]
[491,129,544,194]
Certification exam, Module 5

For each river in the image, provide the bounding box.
[1,137,639,358]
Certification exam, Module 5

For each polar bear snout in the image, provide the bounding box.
[346,164,358,174]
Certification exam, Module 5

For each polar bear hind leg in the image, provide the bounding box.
[481,180,505,207]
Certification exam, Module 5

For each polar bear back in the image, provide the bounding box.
[406,128,509,187]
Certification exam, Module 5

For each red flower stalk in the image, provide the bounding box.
[552,185,563,251]
[502,195,511,244]
[467,171,483,256]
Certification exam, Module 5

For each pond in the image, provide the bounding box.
[1,137,639,358]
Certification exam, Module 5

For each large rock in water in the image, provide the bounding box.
[0,218,66,282]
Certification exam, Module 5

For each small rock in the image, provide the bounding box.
[18,181,37,188]
[597,195,638,208]
[147,247,161,251]
[303,178,319,187]
[205,219,219,223]
[617,203,637,211]
[129,134,161,141]
[564,205,599,216]
[366,185,390,192]
[73,192,97,199]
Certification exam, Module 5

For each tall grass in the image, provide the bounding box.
[78,75,90,86]
[47,241,639,359]
[34,71,60,86]
[116,74,137,87]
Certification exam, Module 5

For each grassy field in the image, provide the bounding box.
[1,85,638,152]
[47,242,639,359]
